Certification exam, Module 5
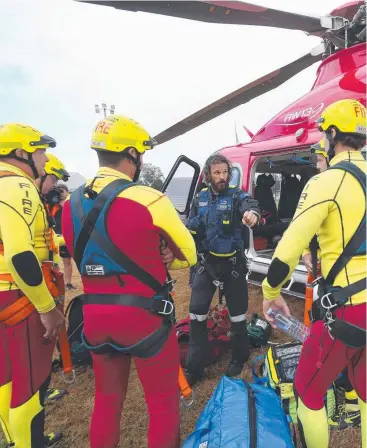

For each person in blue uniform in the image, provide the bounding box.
[185,154,260,384]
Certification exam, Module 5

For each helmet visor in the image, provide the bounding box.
[52,167,70,181]
[30,134,56,149]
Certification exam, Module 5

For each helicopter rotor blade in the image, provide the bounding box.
[76,1,323,34]
[153,52,322,145]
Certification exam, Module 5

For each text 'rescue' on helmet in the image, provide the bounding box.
[44,153,70,182]
[90,115,156,155]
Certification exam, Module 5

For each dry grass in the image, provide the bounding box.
[1,267,361,447]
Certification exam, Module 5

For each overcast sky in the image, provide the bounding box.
[0,0,344,178]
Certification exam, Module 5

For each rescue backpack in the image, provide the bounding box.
[176,310,271,368]
[59,295,92,368]
[252,342,337,424]
[176,305,231,367]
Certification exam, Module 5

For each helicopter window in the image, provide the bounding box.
[251,150,317,253]
[230,167,240,188]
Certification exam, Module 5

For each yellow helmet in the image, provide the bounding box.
[310,139,327,158]
[316,99,366,136]
[44,153,70,181]
[91,115,156,154]
[0,123,56,156]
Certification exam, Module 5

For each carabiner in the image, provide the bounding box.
[180,389,195,409]
[62,369,76,385]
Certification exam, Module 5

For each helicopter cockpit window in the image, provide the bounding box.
[229,167,240,188]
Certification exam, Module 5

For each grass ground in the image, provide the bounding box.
[1,267,361,447]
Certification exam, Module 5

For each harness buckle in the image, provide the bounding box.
[198,252,205,262]
[320,293,338,311]
[213,280,224,289]
[246,269,251,282]
[159,300,174,316]
[229,256,237,265]
[231,270,239,279]
[312,276,322,287]
[197,266,204,275]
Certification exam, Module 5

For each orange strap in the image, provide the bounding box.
[0,262,64,296]
[45,203,61,219]
[304,268,320,328]
[0,264,65,325]
[0,273,14,283]
[58,326,73,374]
[178,365,192,398]
[0,171,18,179]
[41,263,65,298]
[0,295,36,326]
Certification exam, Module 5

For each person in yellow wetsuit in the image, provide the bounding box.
[303,139,361,431]
[0,124,65,448]
[262,99,366,448]
[35,154,71,410]
[37,153,70,269]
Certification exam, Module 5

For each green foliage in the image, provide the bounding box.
[138,163,165,190]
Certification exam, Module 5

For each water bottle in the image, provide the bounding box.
[267,308,310,343]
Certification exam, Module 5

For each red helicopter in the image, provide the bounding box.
[77,0,366,297]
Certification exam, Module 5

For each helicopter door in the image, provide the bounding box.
[161,155,201,217]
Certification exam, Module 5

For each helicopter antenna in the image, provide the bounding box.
[234,122,240,144]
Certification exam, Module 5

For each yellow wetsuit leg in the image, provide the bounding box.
[0,381,13,444]
[359,398,366,448]
[296,396,329,448]
[6,310,54,447]
[9,387,46,447]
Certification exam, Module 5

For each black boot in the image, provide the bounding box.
[184,368,203,387]
[226,360,245,377]
[185,319,208,384]
[226,321,250,377]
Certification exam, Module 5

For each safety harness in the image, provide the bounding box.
[310,161,366,348]
[70,178,175,358]
[194,188,251,304]
[197,253,248,306]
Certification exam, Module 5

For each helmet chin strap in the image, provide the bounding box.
[10,152,39,179]
[39,175,47,194]
[326,129,337,163]
[123,149,142,182]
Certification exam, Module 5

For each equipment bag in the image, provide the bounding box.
[247,313,272,348]
[61,295,92,367]
[182,376,294,448]
[176,310,271,367]
[176,305,231,367]
[252,342,337,423]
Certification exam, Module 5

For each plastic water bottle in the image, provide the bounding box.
[267,308,310,343]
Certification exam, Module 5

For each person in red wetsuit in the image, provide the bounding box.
[62,115,196,448]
